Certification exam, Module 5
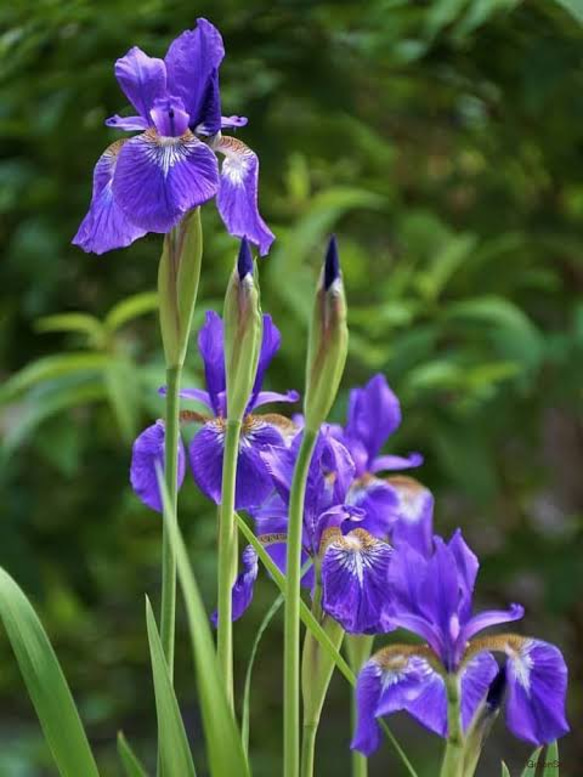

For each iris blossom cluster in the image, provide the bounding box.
[130,310,298,513]
[74,18,274,255]
[352,531,569,753]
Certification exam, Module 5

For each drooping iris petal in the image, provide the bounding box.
[385,475,434,556]
[197,310,226,414]
[460,652,499,730]
[212,545,258,625]
[253,390,300,409]
[149,96,190,137]
[262,539,315,590]
[346,374,402,466]
[113,46,167,120]
[189,416,285,510]
[165,18,224,134]
[112,129,219,233]
[351,649,447,756]
[215,135,275,257]
[105,114,150,131]
[505,638,569,745]
[371,452,424,473]
[73,140,147,255]
[320,528,392,634]
[221,115,248,130]
[130,421,186,512]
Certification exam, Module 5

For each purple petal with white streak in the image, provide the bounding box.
[129,421,185,512]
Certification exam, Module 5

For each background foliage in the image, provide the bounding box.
[1,0,582,774]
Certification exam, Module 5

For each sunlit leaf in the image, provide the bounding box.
[104,291,159,333]
[36,313,105,347]
[0,353,109,404]
[520,746,542,776]
[0,568,100,777]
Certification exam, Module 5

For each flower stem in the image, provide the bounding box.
[284,428,318,777]
[160,364,182,677]
[346,635,374,777]
[300,723,318,777]
[440,674,464,777]
[217,418,242,710]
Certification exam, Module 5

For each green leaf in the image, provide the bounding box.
[104,358,140,442]
[234,515,419,777]
[414,233,477,302]
[501,763,511,777]
[0,353,109,404]
[0,568,100,777]
[158,473,251,777]
[555,0,583,25]
[543,741,559,776]
[241,594,284,756]
[145,598,196,777]
[104,291,159,333]
[520,746,543,776]
[117,732,148,777]
[35,313,106,347]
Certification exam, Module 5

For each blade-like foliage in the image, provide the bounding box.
[521,746,543,776]
[145,597,196,777]
[0,568,100,777]
[543,741,559,776]
[157,469,251,777]
[117,732,148,777]
[501,764,511,777]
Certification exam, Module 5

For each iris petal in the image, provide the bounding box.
[197,311,226,415]
[129,421,186,512]
[114,46,167,120]
[165,18,224,134]
[346,374,402,465]
[73,140,147,255]
[460,652,499,730]
[321,528,392,634]
[215,136,275,256]
[112,128,219,233]
[212,545,258,625]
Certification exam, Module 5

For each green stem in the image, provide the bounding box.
[346,635,374,777]
[284,428,318,777]
[300,723,317,777]
[160,363,182,676]
[440,674,464,777]
[217,418,242,710]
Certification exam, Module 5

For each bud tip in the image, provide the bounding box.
[237,238,254,280]
[324,235,340,290]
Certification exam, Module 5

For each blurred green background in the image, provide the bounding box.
[1,0,582,774]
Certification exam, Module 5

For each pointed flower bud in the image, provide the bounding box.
[304,236,348,432]
[158,208,203,368]
[223,238,263,421]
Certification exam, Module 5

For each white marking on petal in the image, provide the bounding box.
[507,638,535,693]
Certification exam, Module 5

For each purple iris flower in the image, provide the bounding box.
[73,18,274,256]
[227,426,394,634]
[331,375,432,554]
[130,310,297,512]
[352,530,569,755]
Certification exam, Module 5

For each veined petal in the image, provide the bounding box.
[212,545,258,625]
[72,140,147,255]
[114,46,167,119]
[248,314,281,408]
[346,476,399,538]
[346,374,402,465]
[149,95,191,138]
[351,647,446,756]
[461,603,525,644]
[321,528,392,634]
[505,637,569,745]
[460,651,499,730]
[112,128,219,233]
[448,529,479,621]
[215,135,275,256]
[189,416,285,510]
[197,311,226,414]
[252,390,300,408]
[129,421,186,512]
[105,114,150,131]
[165,18,224,133]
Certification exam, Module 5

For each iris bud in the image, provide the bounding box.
[304,236,348,432]
[223,238,263,421]
[158,208,203,368]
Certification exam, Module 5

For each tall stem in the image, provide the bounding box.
[346,635,374,777]
[217,418,242,710]
[300,724,318,777]
[440,674,464,777]
[160,364,182,676]
[284,428,318,777]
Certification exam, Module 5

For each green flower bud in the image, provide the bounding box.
[304,236,348,432]
[223,238,263,421]
[158,208,203,368]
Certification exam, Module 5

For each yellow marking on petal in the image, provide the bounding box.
[461,633,528,665]
[179,409,210,424]
[258,533,289,546]
[373,643,444,674]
